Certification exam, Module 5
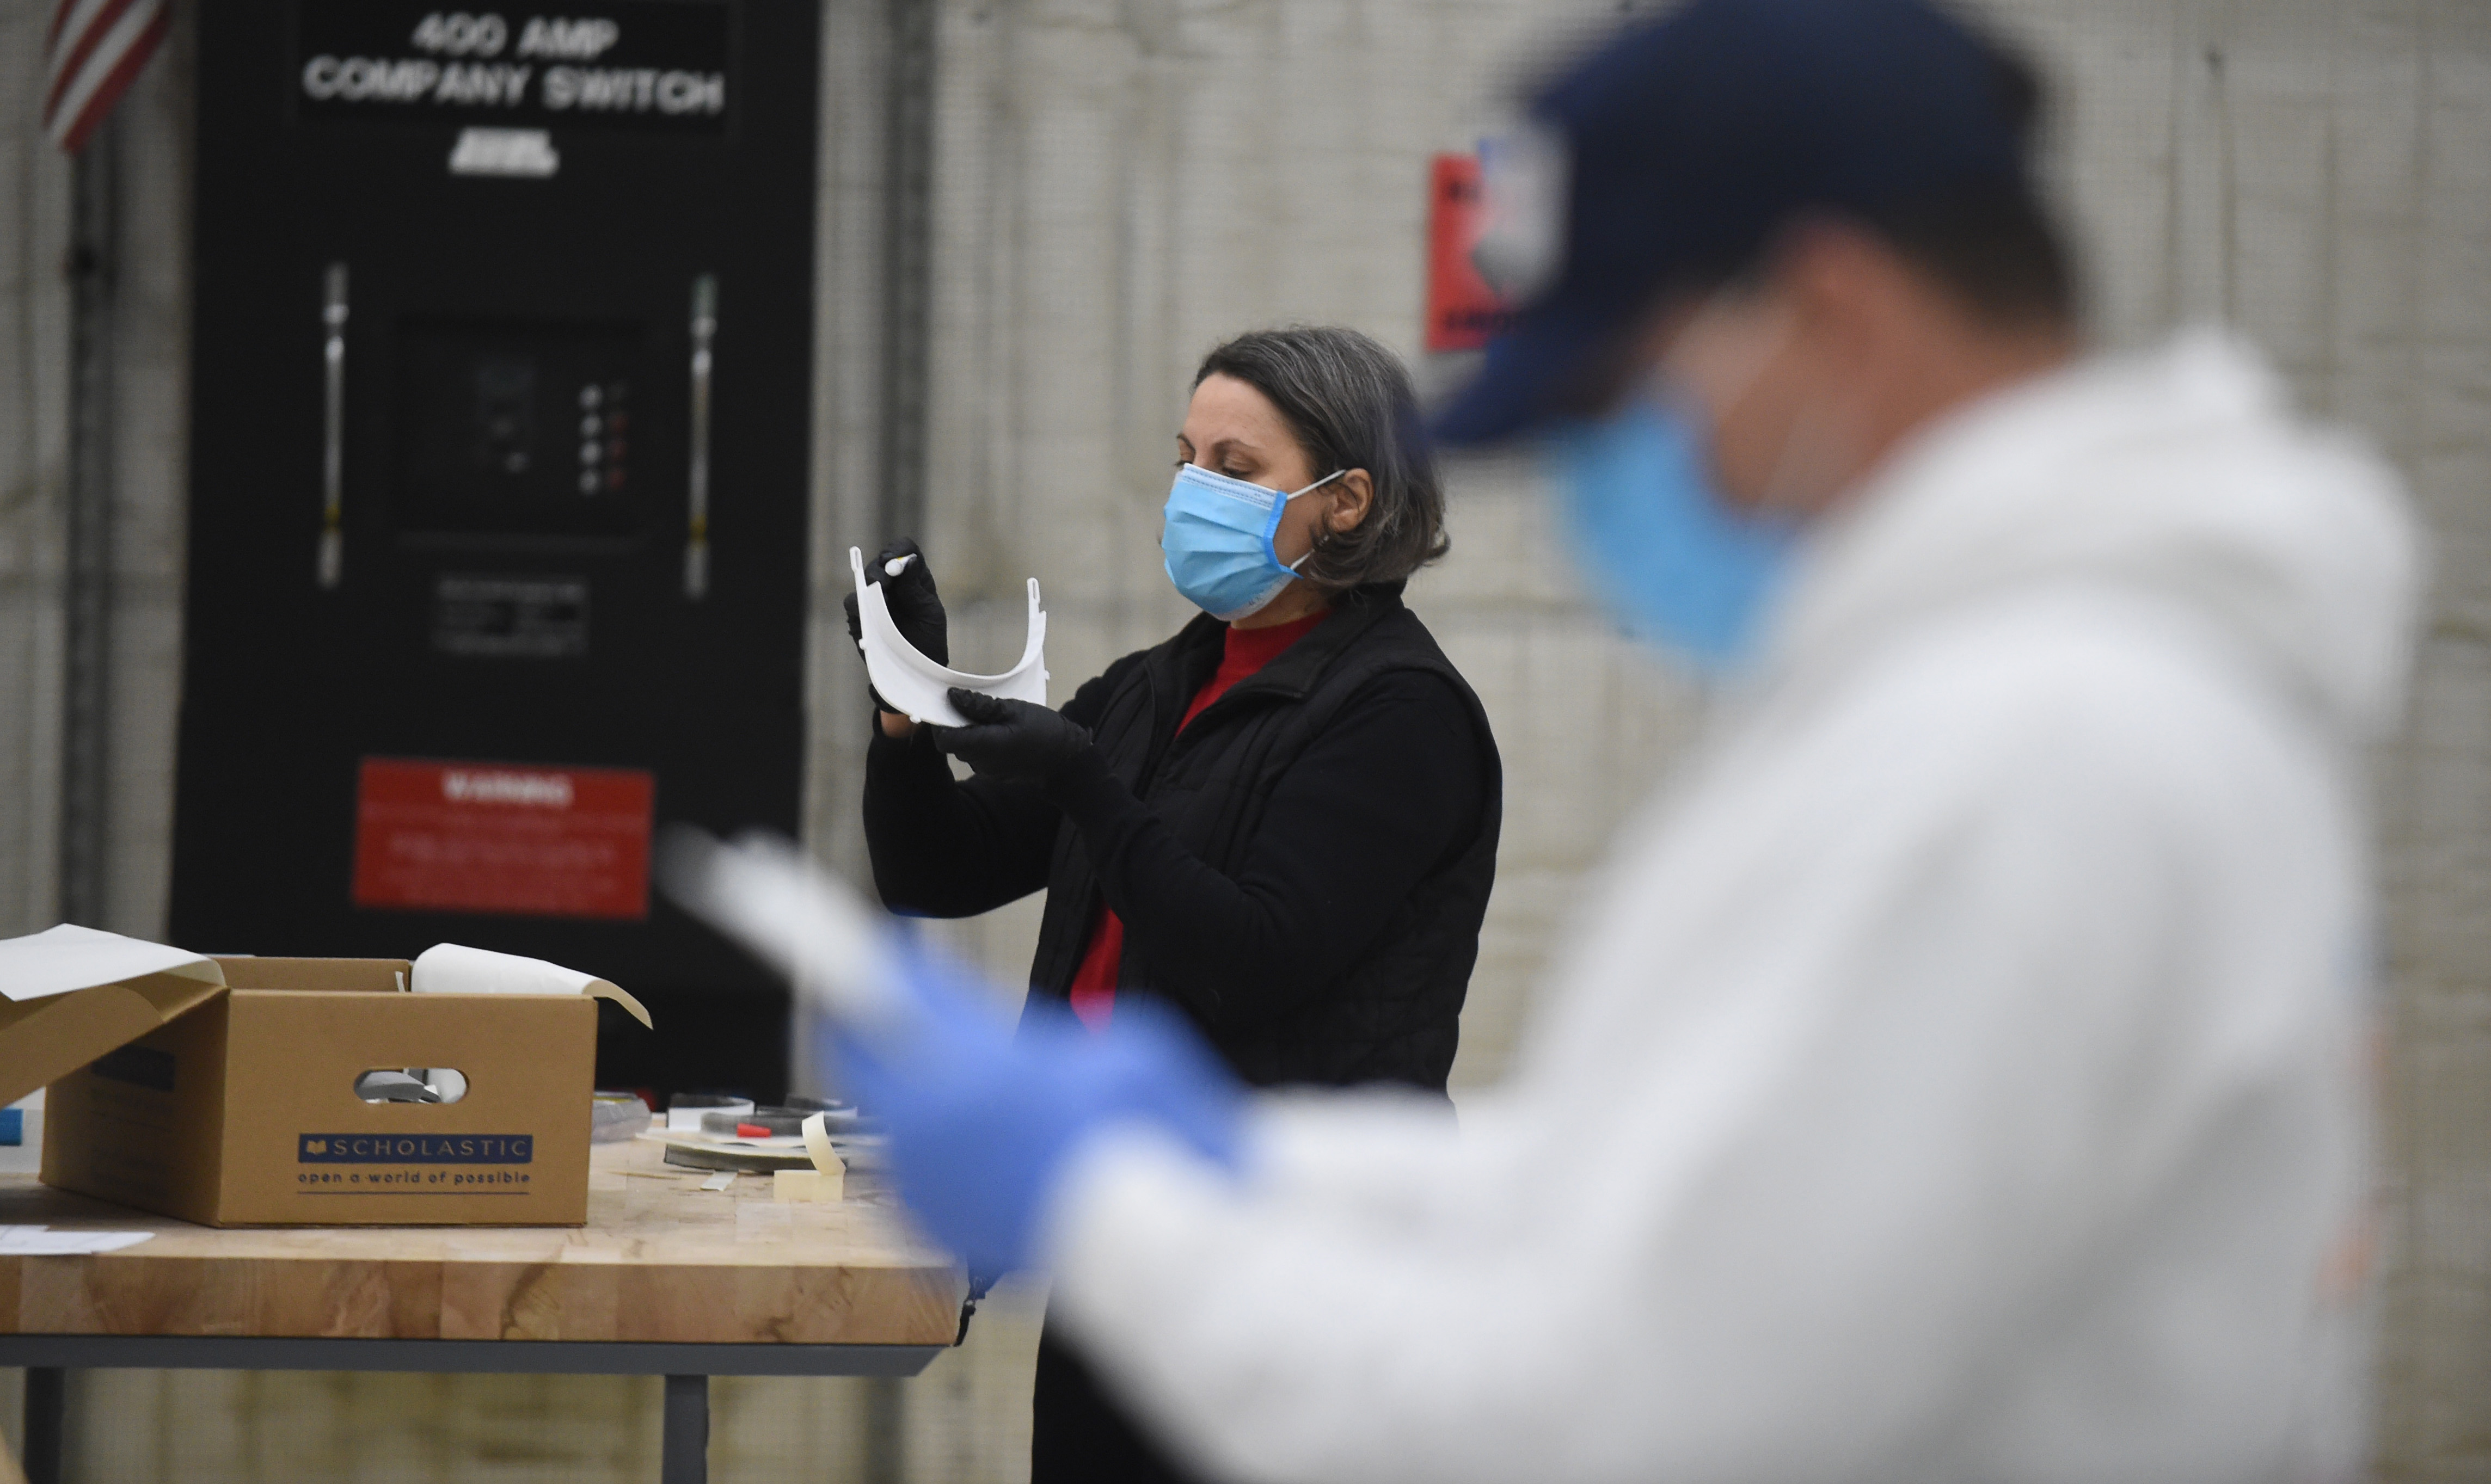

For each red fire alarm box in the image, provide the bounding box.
[1424,153,1513,353]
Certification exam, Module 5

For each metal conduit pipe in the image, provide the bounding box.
[863,8,938,1479]
[878,0,936,550]
[59,118,119,932]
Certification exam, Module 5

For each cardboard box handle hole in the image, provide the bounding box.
[353,1068,469,1105]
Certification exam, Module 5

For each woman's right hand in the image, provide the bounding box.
[843,537,949,735]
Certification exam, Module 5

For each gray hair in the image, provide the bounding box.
[1194,326,1449,591]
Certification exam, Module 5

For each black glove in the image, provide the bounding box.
[927,688,1095,784]
[843,538,948,716]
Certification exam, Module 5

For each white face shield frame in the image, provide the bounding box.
[848,546,1050,728]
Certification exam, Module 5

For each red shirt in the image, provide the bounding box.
[1066,611,1328,1030]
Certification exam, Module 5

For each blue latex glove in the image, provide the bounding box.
[829,944,1243,1276]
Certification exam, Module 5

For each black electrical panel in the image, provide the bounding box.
[170,0,820,1101]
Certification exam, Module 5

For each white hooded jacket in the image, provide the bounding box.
[1039,334,2422,1484]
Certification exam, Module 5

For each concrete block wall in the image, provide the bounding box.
[0,1,73,935]
[0,3,188,945]
[1974,5,2490,1476]
[0,0,2484,1479]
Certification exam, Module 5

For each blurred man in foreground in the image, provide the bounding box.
[815,1,2422,1477]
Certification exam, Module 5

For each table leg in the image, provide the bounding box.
[660,1374,708,1484]
[21,1367,63,1484]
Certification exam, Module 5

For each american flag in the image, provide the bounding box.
[44,0,170,153]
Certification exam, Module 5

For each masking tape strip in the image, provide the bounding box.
[801,1112,842,1176]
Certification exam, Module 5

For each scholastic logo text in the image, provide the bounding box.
[298,1133,533,1164]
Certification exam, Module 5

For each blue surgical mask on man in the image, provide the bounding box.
[1162,464,1347,622]
[1550,393,1796,672]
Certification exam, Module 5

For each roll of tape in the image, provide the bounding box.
[667,1095,753,1132]
[703,1107,809,1137]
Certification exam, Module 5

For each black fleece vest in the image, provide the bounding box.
[1024,588,1502,1092]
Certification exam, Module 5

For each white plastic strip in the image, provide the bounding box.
[849,546,1047,727]
[655,827,910,1033]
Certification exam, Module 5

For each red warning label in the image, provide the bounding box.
[352,758,653,920]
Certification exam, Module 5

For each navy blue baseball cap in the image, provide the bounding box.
[1435,0,2041,447]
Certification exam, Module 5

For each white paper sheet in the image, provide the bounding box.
[410,942,603,996]
[408,943,653,1027]
[0,925,221,1003]
[0,1224,153,1254]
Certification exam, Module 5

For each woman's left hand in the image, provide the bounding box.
[930,689,1096,784]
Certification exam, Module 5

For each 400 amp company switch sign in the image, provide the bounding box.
[297,10,729,124]
[168,0,821,1102]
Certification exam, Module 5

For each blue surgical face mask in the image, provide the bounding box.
[1549,396,1796,672]
[1162,464,1346,621]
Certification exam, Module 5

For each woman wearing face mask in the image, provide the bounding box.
[844,324,1501,1482]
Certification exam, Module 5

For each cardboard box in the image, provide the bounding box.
[0,931,632,1227]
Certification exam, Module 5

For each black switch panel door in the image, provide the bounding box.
[173,0,821,1103]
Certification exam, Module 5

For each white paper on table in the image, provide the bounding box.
[0,925,222,1002]
[849,546,1048,727]
[0,1225,153,1254]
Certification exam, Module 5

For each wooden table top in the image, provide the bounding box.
[0,1138,965,1346]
